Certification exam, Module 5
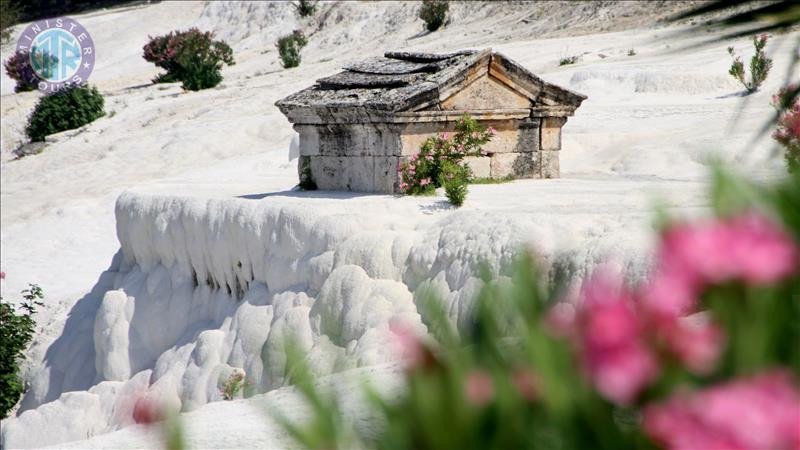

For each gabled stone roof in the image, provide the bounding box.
[276,49,587,122]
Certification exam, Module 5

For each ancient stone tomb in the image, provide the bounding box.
[276,49,586,193]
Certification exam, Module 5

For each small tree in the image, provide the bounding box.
[419,0,449,32]
[276,31,308,69]
[220,370,247,400]
[727,34,772,94]
[143,28,234,90]
[293,0,316,17]
[4,48,58,92]
[0,281,44,419]
[25,84,105,141]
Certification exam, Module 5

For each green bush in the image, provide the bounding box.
[143,28,235,91]
[440,159,470,207]
[727,34,772,94]
[559,55,578,66]
[0,0,20,45]
[0,282,44,419]
[419,0,449,32]
[293,0,316,17]
[277,31,308,69]
[25,84,105,142]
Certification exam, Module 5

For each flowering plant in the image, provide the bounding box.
[142,28,234,90]
[727,34,772,94]
[280,169,800,450]
[3,48,58,92]
[398,114,494,196]
[773,84,800,173]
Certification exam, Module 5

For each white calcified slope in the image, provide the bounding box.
[0,1,796,448]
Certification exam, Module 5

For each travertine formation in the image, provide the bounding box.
[276,49,586,193]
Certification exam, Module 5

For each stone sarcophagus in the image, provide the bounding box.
[276,49,586,193]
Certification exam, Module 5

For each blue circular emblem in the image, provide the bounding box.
[15,17,95,92]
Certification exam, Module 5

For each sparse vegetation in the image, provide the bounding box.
[4,48,58,92]
[773,85,800,173]
[293,0,316,17]
[25,84,105,142]
[0,280,44,419]
[727,34,772,94]
[143,28,235,91]
[559,55,578,66]
[419,0,449,32]
[627,48,636,56]
[470,175,513,185]
[0,0,20,44]
[220,370,247,400]
[277,30,308,69]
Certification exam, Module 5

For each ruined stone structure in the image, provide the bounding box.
[276,49,586,193]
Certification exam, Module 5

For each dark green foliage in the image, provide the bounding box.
[559,55,578,66]
[419,0,449,32]
[143,28,235,91]
[441,159,469,207]
[25,84,104,142]
[0,284,44,419]
[727,35,772,94]
[277,31,308,69]
[0,0,20,44]
[293,0,316,17]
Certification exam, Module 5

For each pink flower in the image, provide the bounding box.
[399,182,409,191]
[512,368,540,402]
[644,371,800,450]
[644,212,798,318]
[420,178,431,186]
[132,396,163,425]
[0,271,5,280]
[657,315,724,375]
[389,320,434,371]
[465,370,494,406]
[488,126,497,135]
[441,132,450,140]
[575,269,660,405]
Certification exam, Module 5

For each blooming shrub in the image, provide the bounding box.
[4,48,58,92]
[419,0,449,32]
[279,169,800,450]
[25,84,105,142]
[398,114,494,202]
[276,30,308,69]
[727,34,772,94]
[143,28,234,90]
[0,280,44,419]
[773,84,800,173]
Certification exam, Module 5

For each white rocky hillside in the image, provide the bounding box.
[0,1,796,448]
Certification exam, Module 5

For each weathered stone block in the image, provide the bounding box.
[491,152,539,178]
[513,119,540,153]
[464,156,491,178]
[374,156,402,193]
[295,125,320,156]
[541,117,566,151]
[310,156,375,192]
[540,150,559,178]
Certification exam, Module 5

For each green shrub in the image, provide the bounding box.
[440,159,470,207]
[419,0,449,32]
[143,28,235,91]
[727,34,772,94]
[25,84,105,142]
[0,0,19,45]
[277,31,308,69]
[220,370,247,400]
[559,55,578,66]
[627,48,636,56]
[293,0,316,17]
[0,282,44,419]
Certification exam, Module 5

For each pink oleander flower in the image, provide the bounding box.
[465,370,494,406]
[489,126,497,135]
[644,371,800,450]
[657,314,724,375]
[426,154,434,161]
[575,269,660,405]
[420,178,432,186]
[389,320,435,371]
[399,182,409,191]
[441,132,450,140]
[512,368,540,402]
[644,212,798,318]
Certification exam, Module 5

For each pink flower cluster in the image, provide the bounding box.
[557,212,798,405]
[644,371,800,450]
